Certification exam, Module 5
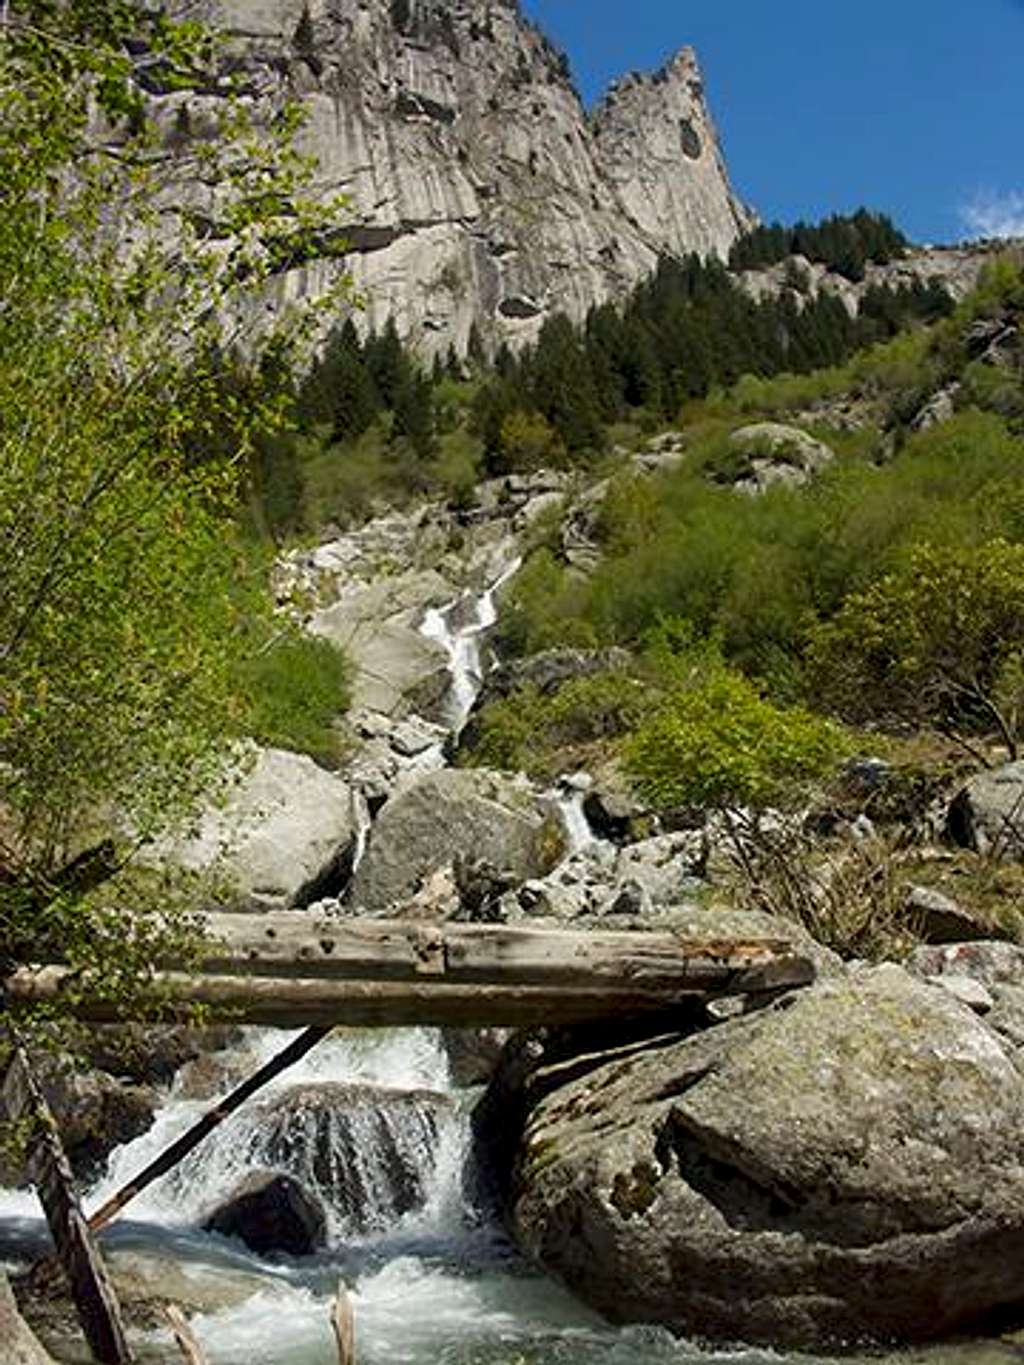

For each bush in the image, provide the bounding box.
[626,665,850,812]
[236,631,352,767]
[464,671,657,778]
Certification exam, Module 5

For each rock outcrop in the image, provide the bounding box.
[499,962,1024,1348]
[158,0,752,353]
[156,746,366,911]
[349,767,564,914]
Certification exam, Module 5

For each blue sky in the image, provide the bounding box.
[522,0,1024,246]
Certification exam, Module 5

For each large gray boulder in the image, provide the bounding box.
[161,747,365,911]
[505,964,1024,1348]
[309,569,452,720]
[947,761,1024,861]
[349,769,565,915]
[0,1274,57,1365]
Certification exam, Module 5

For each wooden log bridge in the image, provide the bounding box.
[4,916,814,1028]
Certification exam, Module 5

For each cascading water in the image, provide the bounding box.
[0,553,777,1365]
[419,556,522,733]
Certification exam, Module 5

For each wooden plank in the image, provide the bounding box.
[196,914,800,986]
[331,1281,356,1365]
[3,1039,134,1364]
[2,957,812,1028]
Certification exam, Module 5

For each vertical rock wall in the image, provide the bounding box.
[156,0,753,352]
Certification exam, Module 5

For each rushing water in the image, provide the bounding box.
[419,555,522,733]
[0,1025,785,1365]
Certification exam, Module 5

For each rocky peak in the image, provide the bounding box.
[158,0,752,353]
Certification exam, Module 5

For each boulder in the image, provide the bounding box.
[232,1083,457,1237]
[0,1060,157,1188]
[309,571,452,720]
[904,883,1008,944]
[158,747,366,911]
[442,1028,513,1087]
[947,761,1024,861]
[907,941,1024,1052]
[80,1024,242,1087]
[349,769,565,915]
[505,964,1024,1347]
[725,422,834,494]
[0,1274,57,1365]
[203,1170,327,1257]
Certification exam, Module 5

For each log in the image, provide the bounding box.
[195,915,801,987]
[2,1037,134,1364]
[4,960,810,1028]
[331,1281,356,1365]
[3,919,814,1028]
[164,1305,210,1365]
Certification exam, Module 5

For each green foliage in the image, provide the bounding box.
[626,665,851,812]
[729,209,908,280]
[494,550,596,657]
[235,631,351,768]
[465,672,656,778]
[0,0,348,1020]
[808,540,1024,758]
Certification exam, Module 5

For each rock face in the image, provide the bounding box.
[160,746,366,910]
[349,767,564,914]
[160,0,752,353]
[503,963,1024,1348]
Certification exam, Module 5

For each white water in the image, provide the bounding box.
[420,556,522,732]
[0,1027,767,1365]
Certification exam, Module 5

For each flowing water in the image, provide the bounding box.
[0,1026,819,1365]
[2,557,1000,1364]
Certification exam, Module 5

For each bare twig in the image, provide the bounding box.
[332,1281,356,1365]
[164,1305,210,1365]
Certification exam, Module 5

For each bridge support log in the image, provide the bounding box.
[3,918,813,1028]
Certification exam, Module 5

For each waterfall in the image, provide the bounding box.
[419,556,522,732]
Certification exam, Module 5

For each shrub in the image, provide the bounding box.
[626,665,850,812]
[236,631,352,767]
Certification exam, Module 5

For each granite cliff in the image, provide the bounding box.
[153,0,753,352]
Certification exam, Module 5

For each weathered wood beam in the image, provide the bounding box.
[4,917,812,1028]
[2,1037,134,1364]
[197,914,808,990]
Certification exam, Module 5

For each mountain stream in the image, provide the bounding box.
[0,557,988,1365]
